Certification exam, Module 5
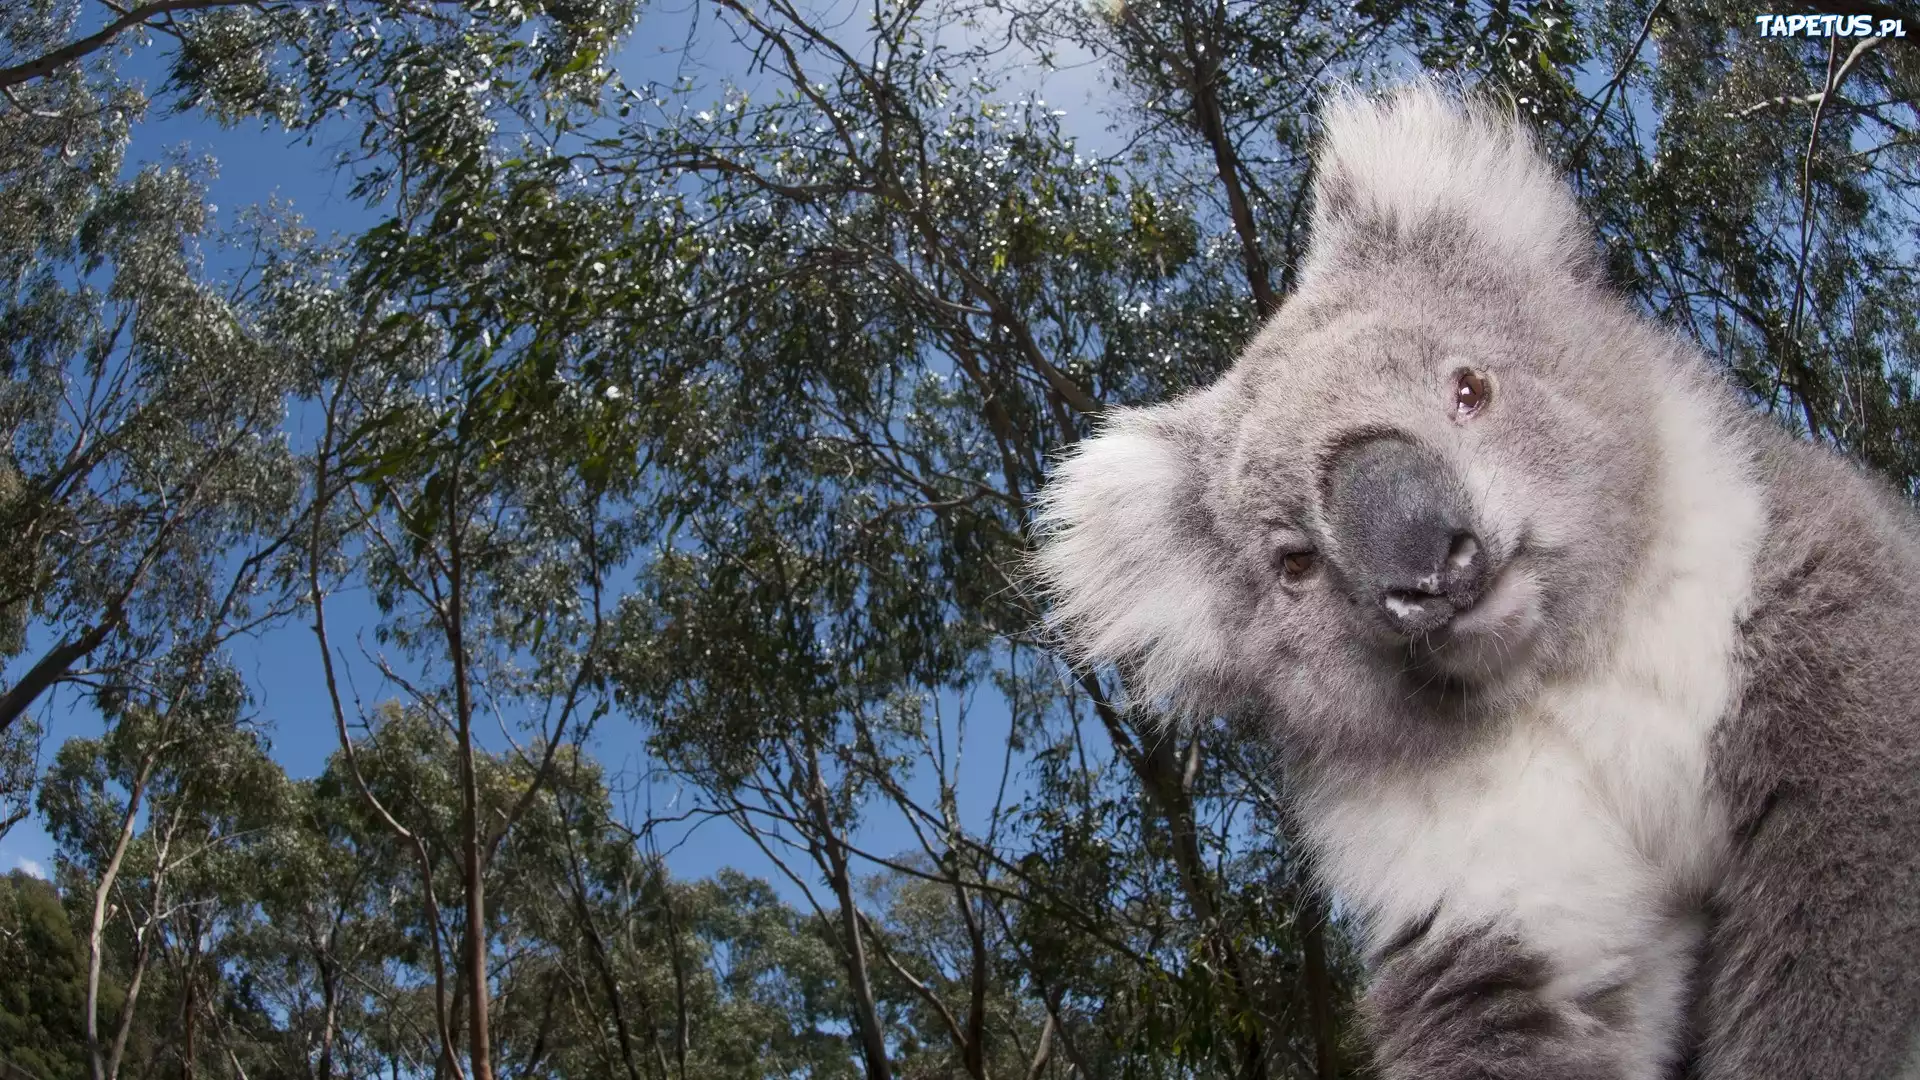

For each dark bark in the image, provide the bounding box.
[0,612,120,736]
[1182,47,1279,318]
[565,843,652,1080]
[1079,671,1273,1080]
[1301,894,1341,1080]
[181,953,197,1080]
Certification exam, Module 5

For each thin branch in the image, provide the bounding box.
[1787,35,1881,436]
[1570,0,1665,173]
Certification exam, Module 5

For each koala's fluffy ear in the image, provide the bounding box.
[1305,82,1603,285]
[1032,389,1245,714]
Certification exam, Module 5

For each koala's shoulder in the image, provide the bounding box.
[1746,426,1920,613]
[1724,420,1920,808]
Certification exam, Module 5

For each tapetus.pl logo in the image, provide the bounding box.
[1754,12,1906,36]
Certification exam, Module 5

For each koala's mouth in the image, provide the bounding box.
[1400,548,1545,681]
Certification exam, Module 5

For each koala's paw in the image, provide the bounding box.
[1364,922,1627,1080]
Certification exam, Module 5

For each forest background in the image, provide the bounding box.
[2,0,1917,1077]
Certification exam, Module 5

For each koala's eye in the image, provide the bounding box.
[1452,367,1491,418]
[1278,549,1318,580]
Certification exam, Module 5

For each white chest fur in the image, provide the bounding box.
[1301,374,1765,1071]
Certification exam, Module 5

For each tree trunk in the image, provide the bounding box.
[445,466,494,1080]
[86,756,153,1080]
[181,963,197,1080]
[804,745,894,1080]
[1083,673,1271,1080]
[1301,895,1340,1080]
[316,946,338,1080]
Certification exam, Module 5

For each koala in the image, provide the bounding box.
[1033,83,1920,1079]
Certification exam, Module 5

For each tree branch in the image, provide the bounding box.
[0,0,261,91]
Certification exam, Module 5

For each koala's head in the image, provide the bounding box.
[1035,84,1682,769]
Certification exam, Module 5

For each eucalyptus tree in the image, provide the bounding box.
[680,870,872,1080]
[1,0,646,832]
[228,771,414,1080]
[8,1,654,1075]
[0,715,39,838]
[36,662,288,1080]
[303,154,669,1079]
[0,83,307,739]
[1558,0,1920,486]
[260,705,762,1080]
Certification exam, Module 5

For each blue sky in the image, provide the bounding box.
[1,0,1123,897]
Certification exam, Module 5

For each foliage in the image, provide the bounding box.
[0,869,94,1080]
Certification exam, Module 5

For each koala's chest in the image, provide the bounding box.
[1309,660,1740,954]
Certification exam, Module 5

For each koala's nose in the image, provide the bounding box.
[1323,436,1490,637]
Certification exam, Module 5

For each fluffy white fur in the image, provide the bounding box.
[1307,83,1596,283]
[1032,394,1239,712]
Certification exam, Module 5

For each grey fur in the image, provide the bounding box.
[1694,435,1920,1077]
[1033,83,1920,1078]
